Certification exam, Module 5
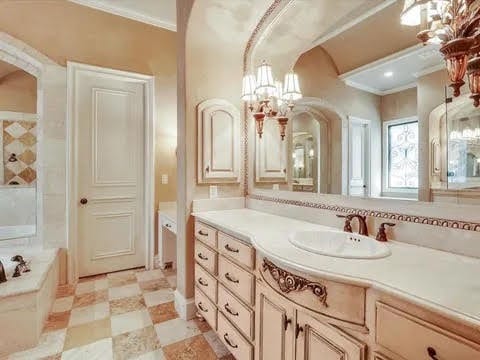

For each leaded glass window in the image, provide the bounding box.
[387,121,419,189]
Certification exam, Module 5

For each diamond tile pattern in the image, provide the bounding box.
[2,119,37,185]
[8,268,233,360]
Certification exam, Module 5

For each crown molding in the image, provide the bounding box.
[413,63,446,78]
[68,0,176,31]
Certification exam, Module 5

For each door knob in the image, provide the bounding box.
[80,198,88,205]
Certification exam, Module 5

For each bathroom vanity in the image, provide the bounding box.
[193,209,480,360]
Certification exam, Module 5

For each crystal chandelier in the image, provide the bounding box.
[400,0,480,106]
[242,61,302,140]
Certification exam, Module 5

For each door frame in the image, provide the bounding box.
[345,116,371,197]
[66,61,155,283]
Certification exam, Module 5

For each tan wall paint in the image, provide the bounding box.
[381,87,417,122]
[0,1,178,248]
[322,1,419,74]
[417,70,448,201]
[0,70,37,113]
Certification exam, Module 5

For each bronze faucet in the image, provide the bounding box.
[376,222,396,242]
[0,261,7,283]
[337,214,369,236]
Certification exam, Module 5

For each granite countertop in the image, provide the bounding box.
[0,248,58,299]
[194,209,480,328]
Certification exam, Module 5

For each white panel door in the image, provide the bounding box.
[349,119,370,197]
[256,118,287,182]
[75,67,146,277]
[197,99,240,183]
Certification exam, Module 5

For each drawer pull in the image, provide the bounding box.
[225,272,239,284]
[295,324,303,339]
[165,223,171,228]
[223,333,238,349]
[224,244,239,253]
[224,303,239,316]
[197,253,208,261]
[427,347,439,360]
[283,315,292,331]
[197,277,208,287]
[198,230,208,236]
[197,302,208,313]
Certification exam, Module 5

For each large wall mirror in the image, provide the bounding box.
[248,0,480,206]
[0,59,37,241]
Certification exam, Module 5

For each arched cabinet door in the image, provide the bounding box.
[197,99,240,184]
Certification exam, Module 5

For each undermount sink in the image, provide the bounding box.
[288,230,391,259]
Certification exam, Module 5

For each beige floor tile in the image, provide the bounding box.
[132,349,165,360]
[143,289,174,307]
[135,269,164,282]
[51,296,74,313]
[44,311,71,332]
[112,325,160,360]
[154,318,201,346]
[9,329,66,360]
[111,309,153,336]
[73,289,108,309]
[61,337,113,360]
[69,301,110,327]
[161,335,218,360]
[108,283,141,301]
[56,285,75,298]
[63,318,111,350]
[203,330,229,358]
[108,272,137,288]
[138,278,171,293]
[110,294,146,316]
[147,302,178,324]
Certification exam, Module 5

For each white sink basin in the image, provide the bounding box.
[288,230,391,259]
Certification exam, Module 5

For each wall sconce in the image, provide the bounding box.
[242,61,302,140]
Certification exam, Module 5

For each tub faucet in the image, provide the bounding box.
[337,214,369,236]
[0,261,7,283]
[11,255,30,277]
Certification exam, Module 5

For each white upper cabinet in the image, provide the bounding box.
[197,99,241,183]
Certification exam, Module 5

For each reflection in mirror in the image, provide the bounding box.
[292,132,315,193]
[447,97,480,189]
[0,59,37,240]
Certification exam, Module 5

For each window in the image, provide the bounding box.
[383,118,419,196]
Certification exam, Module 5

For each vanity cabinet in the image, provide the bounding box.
[194,217,480,360]
[197,99,241,183]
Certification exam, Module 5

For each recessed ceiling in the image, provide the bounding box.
[0,61,21,81]
[68,0,176,31]
[339,44,445,95]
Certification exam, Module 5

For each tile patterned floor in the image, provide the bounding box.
[7,268,234,360]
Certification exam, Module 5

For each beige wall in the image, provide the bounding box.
[381,87,417,122]
[0,70,37,113]
[0,0,177,211]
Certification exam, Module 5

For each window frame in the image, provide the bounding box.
[382,116,419,198]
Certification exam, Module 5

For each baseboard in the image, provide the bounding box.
[174,290,196,320]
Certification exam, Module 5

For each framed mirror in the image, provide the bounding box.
[0,59,37,241]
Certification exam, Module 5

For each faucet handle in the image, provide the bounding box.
[376,222,396,242]
[336,214,352,233]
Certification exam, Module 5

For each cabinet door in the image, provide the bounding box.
[256,117,287,182]
[256,284,295,360]
[197,98,240,183]
[295,311,365,360]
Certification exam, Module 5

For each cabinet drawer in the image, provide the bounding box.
[195,221,217,248]
[218,232,254,269]
[260,258,365,326]
[161,216,177,234]
[195,240,217,275]
[218,284,254,340]
[195,263,217,303]
[195,287,217,331]
[376,302,480,360]
[218,256,254,305]
[218,312,253,360]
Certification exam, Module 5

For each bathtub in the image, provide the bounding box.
[0,224,36,241]
[0,248,59,357]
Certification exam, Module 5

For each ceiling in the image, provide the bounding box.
[251,0,386,76]
[340,44,444,95]
[68,0,176,31]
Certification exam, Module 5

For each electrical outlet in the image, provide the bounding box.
[161,174,168,184]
